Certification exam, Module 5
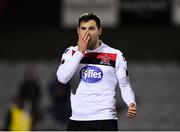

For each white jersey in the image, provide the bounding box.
[56,42,136,121]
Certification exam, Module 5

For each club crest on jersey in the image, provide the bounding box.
[79,66,103,83]
[100,54,110,65]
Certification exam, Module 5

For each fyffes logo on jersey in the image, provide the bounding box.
[80,66,103,83]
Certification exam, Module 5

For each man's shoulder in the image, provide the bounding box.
[65,45,78,51]
[102,43,123,55]
[62,45,78,54]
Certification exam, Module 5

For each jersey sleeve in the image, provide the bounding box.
[56,47,84,84]
[115,51,136,106]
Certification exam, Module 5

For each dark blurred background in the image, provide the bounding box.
[0,0,180,130]
[0,0,180,62]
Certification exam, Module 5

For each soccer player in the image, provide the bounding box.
[56,12,137,131]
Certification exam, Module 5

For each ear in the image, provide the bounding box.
[77,27,80,34]
[99,27,102,36]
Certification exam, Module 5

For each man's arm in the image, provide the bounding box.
[57,30,90,84]
[56,49,83,84]
[115,51,137,118]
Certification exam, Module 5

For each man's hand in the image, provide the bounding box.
[127,103,137,118]
[78,30,90,53]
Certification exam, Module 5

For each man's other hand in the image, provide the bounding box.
[127,103,137,118]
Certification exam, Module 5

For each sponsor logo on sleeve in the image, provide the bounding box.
[60,59,65,64]
[122,53,127,61]
[79,66,103,83]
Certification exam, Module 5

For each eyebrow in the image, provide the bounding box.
[80,26,96,29]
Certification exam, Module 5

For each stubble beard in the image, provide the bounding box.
[87,38,98,50]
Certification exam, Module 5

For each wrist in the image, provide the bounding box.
[78,48,85,54]
[128,102,136,107]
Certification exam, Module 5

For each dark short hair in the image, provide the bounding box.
[78,12,101,29]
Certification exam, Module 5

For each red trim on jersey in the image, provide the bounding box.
[84,52,117,61]
[72,50,76,56]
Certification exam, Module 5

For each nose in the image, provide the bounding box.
[85,30,90,35]
[86,29,90,33]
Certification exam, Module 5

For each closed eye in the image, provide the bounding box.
[80,27,87,30]
[89,27,95,30]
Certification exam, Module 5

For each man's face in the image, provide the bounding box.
[78,20,102,50]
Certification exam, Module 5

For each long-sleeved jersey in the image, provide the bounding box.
[56,42,136,121]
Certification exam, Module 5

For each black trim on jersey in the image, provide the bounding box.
[126,70,129,76]
[80,58,115,68]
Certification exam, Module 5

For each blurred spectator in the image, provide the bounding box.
[3,66,42,131]
[48,76,71,123]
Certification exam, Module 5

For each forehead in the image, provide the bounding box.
[79,20,97,27]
